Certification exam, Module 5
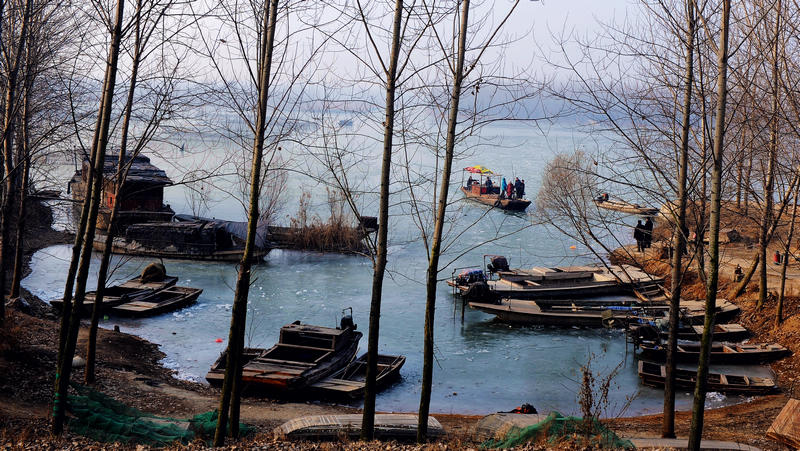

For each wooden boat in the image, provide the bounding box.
[111,286,202,317]
[206,319,362,392]
[49,275,178,314]
[309,353,406,399]
[629,322,750,343]
[274,414,444,441]
[638,341,791,364]
[637,361,778,395]
[460,186,531,211]
[468,299,655,328]
[673,300,740,325]
[94,214,271,262]
[593,197,659,216]
[450,263,664,301]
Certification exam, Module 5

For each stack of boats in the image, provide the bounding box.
[452,257,741,328]
[206,313,405,399]
[50,264,202,318]
[451,256,791,395]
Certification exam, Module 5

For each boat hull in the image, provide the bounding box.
[206,324,362,394]
[469,299,644,328]
[461,187,530,211]
[638,361,777,395]
[310,354,406,399]
[593,199,659,216]
[111,286,202,317]
[49,275,179,315]
[94,234,269,262]
[638,342,791,364]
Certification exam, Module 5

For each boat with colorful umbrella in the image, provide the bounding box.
[460,166,531,211]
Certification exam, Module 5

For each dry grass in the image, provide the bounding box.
[286,190,369,254]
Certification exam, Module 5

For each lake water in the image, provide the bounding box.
[23,121,766,416]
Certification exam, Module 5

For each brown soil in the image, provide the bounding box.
[1,199,798,449]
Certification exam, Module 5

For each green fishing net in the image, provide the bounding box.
[481,411,635,449]
[66,383,251,446]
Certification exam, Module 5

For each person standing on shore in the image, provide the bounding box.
[634,220,645,252]
[643,217,653,248]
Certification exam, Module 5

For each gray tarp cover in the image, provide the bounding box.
[174,214,269,249]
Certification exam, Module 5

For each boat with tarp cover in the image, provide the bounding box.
[206,313,362,393]
[460,166,530,211]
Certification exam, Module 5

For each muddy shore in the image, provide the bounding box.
[1,202,794,449]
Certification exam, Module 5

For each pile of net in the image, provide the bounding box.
[481,411,634,449]
[66,383,251,446]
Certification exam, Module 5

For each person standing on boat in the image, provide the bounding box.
[467,175,474,188]
[634,220,645,252]
[486,177,493,191]
[501,178,508,198]
[506,181,514,199]
[520,179,526,199]
[643,217,653,248]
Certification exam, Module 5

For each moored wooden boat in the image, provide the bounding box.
[111,286,202,317]
[593,197,659,216]
[629,322,750,343]
[637,360,778,395]
[49,274,178,315]
[449,262,664,302]
[468,299,654,328]
[206,319,362,392]
[309,353,406,399]
[638,341,791,364]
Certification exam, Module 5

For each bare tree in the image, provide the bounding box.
[688,0,730,448]
[53,0,125,434]
[84,0,192,385]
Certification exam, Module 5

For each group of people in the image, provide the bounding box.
[633,217,654,252]
[500,177,525,199]
[465,175,526,200]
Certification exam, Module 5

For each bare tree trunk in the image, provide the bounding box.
[758,0,781,310]
[0,0,32,324]
[10,87,31,298]
[663,0,694,438]
[52,0,124,434]
[688,1,729,448]
[776,176,798,326]
[213,0,278,445]
[85,0,144,385]
[360,0,403,441]
[418,0,469,442]
[736,131,745,210]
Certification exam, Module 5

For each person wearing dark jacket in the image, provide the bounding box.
[643,217,654,248]
[634,220,645,252]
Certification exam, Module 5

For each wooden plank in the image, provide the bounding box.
[767,398,800,448]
